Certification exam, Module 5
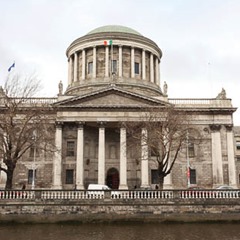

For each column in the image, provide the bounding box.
[142,49,146,80]
[226,125,237,187]
[119,45,122,78]
[52,122,63,189]
[155,57,159,85]
[93,46,96,78]
[141,128,149,188]
[105,46,109,77]
[98,122,105,185]
[150,53,154,83]
[82,49,86,80]
[119,126,128,189]
[163,173,173,189]
[68,56,73,85]
[210,125,223,187]
[76,122,84,190]
[73,52,78,82]
[131,47,135,78]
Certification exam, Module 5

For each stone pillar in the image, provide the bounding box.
[76,122,84,190]
[163,173,173,189]
[225,125,237,188]
[68,56,73,85]
[82,49,86,80]
[150,53,154,83]
[141,128,149,188]
[210,124,223,187]
[131,47,135,78]
[119,45,122,78]
[98,122,105,185]
[155,57,159,85]
[74,52,78,82]
[142,49,146,80]
[93,46,96,78]
[105,46,109,77]
[119,126,128,189]
[52,122,63,189]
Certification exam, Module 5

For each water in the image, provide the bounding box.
[0,222,240,240]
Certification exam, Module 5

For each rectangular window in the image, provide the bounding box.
[66,169,74,184]
[135,62,140,74]
[236,142,240,150]
[190,168,196,184]
[151,169,159,184]
[66,141,75,156]
[112,60,117,73]
[29,146,39,157]
[88,62,93,74]
[188,143,195,158]
[28,169,37,184]
[237,156,240,161]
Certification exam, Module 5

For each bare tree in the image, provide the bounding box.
[0,74,55,189]
[126,106,191,189]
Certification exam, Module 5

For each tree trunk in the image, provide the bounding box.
[158,172,165,190]
[5,167,15,190]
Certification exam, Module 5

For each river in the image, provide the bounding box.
[0,222,240,240]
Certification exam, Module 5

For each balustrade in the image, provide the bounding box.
[0,189,239,201]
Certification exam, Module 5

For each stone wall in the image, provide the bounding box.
[0,198,240,223]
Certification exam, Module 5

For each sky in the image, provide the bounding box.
[0,0,240,124]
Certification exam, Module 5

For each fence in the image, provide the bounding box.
[1,189,240,200]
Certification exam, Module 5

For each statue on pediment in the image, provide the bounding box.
[58,80,63,96]
[163,81,168,95]
[216,88,226,99]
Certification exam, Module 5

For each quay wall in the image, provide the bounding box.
[0,198,240,223]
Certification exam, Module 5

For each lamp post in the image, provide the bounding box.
[32,130,37,190]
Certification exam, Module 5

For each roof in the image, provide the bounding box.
[87,25,142,36]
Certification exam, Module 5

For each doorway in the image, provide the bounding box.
[106,168,119,189]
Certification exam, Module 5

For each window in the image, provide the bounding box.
[237,156,240,161]
[190,169,196,184]
[188,142,195,158]
[29,146,39,157]
[112,60,117,73]
[28,169,37,184]
[236,142,240,150]
[151,169,159,184]
[66,141,75,156]
[88,62,93,74]
[135,62,140,74]
[66,169,74,184]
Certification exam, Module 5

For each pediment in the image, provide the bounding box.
[54,86,171,109]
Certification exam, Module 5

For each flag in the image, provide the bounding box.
[8,62,15,72]
[103,40,112,46]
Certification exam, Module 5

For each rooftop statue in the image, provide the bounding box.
[216,88,226,99]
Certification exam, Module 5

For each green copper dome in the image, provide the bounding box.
[87,25,142,36]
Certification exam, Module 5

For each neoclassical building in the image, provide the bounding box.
[0,25,239,190]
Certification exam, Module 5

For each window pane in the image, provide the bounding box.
[190,169,196,184]
[28,169,37,184]
[135,62,140,74]
[67,141,75,156]
[188,143,195,158]
[236,142,240,150]
[88,62,93,74]
[112,60,117,73]
[151,169,159,184]
[66,169,74,184]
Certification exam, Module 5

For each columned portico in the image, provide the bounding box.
[52,122,63,189]
[210,124,223,187]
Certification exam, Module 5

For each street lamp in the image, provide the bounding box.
[32,130,37,190]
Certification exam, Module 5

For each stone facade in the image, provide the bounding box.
[0,25,239,190]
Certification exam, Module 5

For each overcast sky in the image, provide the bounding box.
[0,0,240,124]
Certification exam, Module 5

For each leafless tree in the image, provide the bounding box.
[0,74,55,189]
[126,106,192,189]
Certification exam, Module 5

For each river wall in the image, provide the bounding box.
[0,198,240,223]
